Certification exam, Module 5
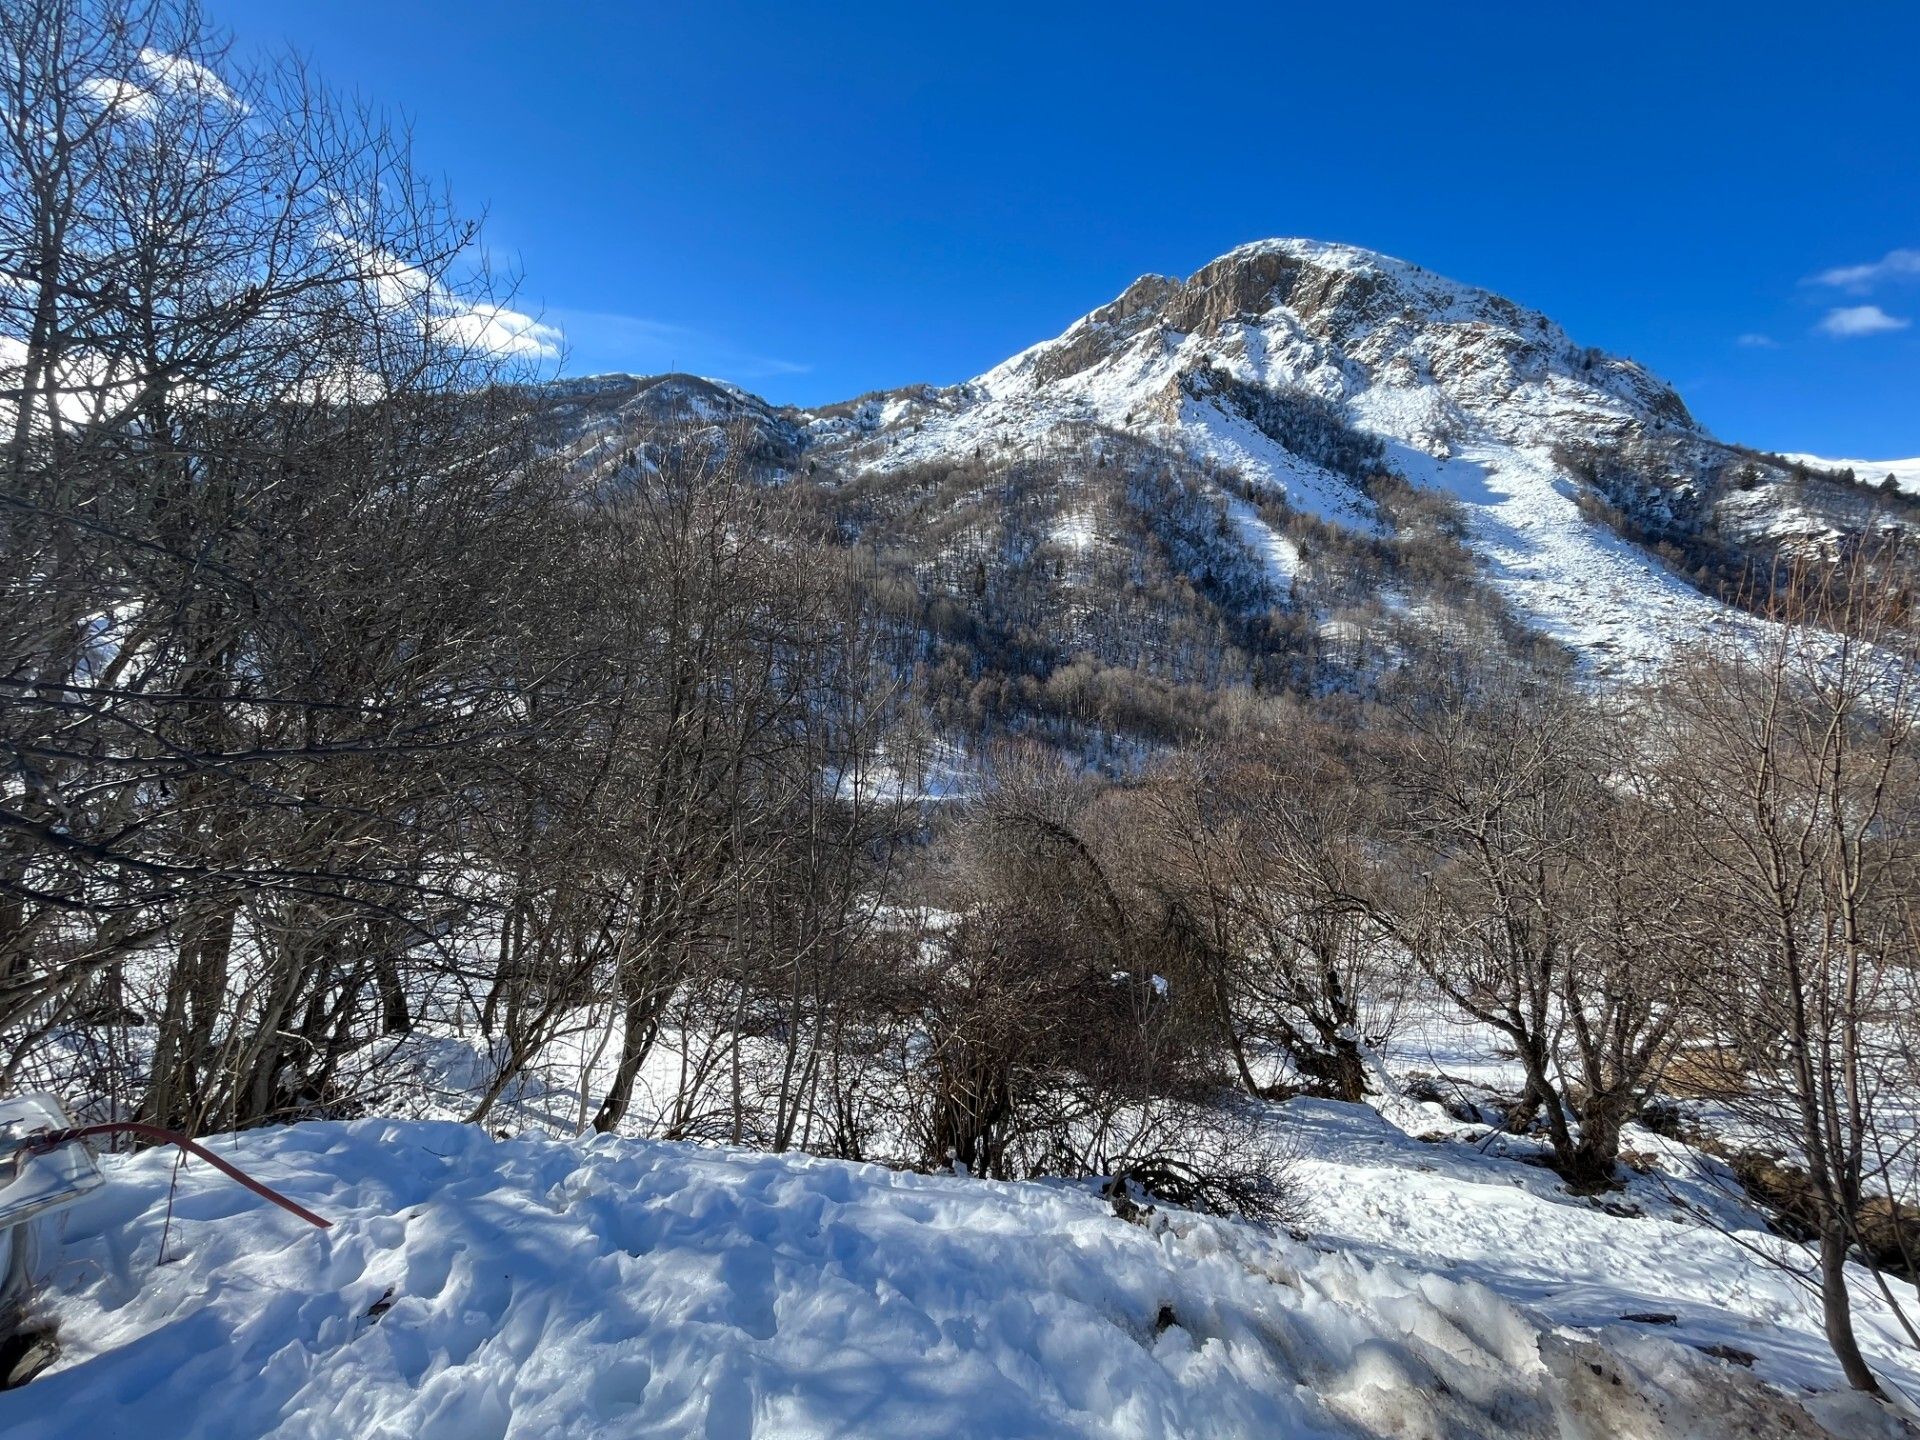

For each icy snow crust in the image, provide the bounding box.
[817,238,1762,674]
[9,1101,1920,1439]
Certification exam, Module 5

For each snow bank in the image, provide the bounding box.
[8,1115,1915,1438]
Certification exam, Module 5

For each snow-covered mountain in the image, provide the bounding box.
[534,370,804,474]
[811,241,1726,666]
[921,237,1697,461]
[1781,454,1920,497]
[551,240,1916,686]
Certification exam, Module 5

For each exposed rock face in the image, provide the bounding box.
[988,238,1698,454]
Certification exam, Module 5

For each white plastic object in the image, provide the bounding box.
[0,1093,104,1230]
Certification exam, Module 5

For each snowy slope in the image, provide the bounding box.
[7,1110,1918,1439]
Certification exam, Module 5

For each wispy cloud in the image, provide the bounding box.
[546,308,809,381]
[78,75,156,119]
[1810,247,1920,291]
[1815,304,1910,339]
[1735,332,1778,348]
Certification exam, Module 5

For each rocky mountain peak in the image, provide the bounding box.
[986,239,1697,446]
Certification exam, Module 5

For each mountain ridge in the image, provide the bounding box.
[548,238,1917,698]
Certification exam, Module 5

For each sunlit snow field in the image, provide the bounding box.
[7,1001,1919,1440]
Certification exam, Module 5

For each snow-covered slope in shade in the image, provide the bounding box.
[7,1114,1917,1439]
[823,239,1760,672]
[1781,454,1920,497]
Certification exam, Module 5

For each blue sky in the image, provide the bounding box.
[207,2,1919,457]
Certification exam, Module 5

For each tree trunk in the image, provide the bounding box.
[592,985,667,1134]
[142,902,236,1130]
[931,1053,1010,1178]
[373,940,411,1037]
[1820,1221,1884,1395]
[1292,1035,1367,1103]
[1563,1102,1626,1192]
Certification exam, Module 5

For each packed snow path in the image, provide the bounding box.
[4,1116,1917,1438]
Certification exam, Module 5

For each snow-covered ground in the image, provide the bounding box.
[1219,489,1301,596]
[8,1063,1920,1437]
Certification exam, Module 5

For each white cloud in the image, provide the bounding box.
[1815,304,1910,338]
[136,48,245,110]
[1812,247,1920,291]
[1735,332,1778,348]
[0,333,150,432]
[78,50,243,122]
[328,233,563,361]
[546,307,808,379]
[442,303,563,360]
[78,75,157,120]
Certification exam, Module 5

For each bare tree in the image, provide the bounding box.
[1655,543,1919,1395]
[579,429,833,1134]
[1132,733,1403,1103]
[1,0,577,1128]
[1385,669,1709,1190]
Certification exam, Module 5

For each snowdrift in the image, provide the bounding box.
[5,1117,1915,1439]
